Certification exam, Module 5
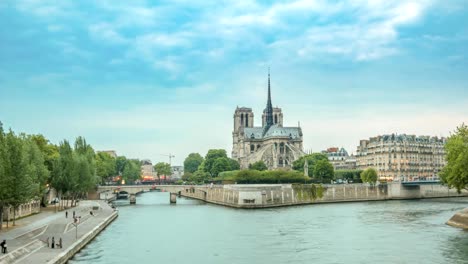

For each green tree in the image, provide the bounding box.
[249,161,268,171]
[190,169,210,184]
[30,134,59,173]
[293,153,328,177]
[228,158,240,171]
[211,157,231,177]
[361,168,378,186]
[122,159,141,184]
[183,153,204,174]
[0,122,9,229]
[23,137,49,206]
[204,149,228,176]
[154,162,171,184]
[4,130,36,225]
[116,156,127,175]
[441,124,468,193]
[96,152,117,184]
[313,159,335,183]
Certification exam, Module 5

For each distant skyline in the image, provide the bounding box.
[1,0,467,165]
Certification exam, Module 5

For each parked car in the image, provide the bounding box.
[50,197,60,204]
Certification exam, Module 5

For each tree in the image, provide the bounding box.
[313,159,335,183]
[122,159,141,184]
[154,162,171,184]
[96,152,116,184]
[190,170,210,184]
[441,124,468,193]
[292,153,328,177]
[204,149,228,176]
[23,137,49,206]
[4,130,35,225]
[211,157,231,177]
[0,122,8,229]
[115,156,127,176]
[228,158,240,171]
[183,153,204,174]
[361,168,378,186]
[249,161,268,171]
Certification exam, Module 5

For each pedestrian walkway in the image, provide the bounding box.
[0,200,115,264]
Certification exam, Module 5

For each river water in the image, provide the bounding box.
[70,191,468,264]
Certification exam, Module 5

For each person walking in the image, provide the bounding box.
[73,211,75,218]
[1,240,7,254]
[59,238,62,249]
[65,211,68,218]
[51,237,55,249]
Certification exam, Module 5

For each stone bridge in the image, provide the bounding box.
[97,185,201,204]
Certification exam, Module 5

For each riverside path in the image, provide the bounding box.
[0,200,116,264]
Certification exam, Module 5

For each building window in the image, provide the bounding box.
[246,114,249,127]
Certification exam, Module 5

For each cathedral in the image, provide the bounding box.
[231,72,305,170]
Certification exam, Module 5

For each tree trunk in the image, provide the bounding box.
[0,204,3,230]
[13,207,16,226]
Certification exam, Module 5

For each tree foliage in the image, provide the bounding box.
[360,168,378,186]
[96,152,117,184]
[313,159,335,183]
[154,162,171,184]
[249,161,268,171]
[441,124,468,193]
[334,169,363,182]
[216,169,309,184]
[293,153,334,183]
[122,159,141,184]
[183,153,204,174]
[203,149,228,176]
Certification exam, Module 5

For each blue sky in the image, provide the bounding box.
[1,0,467,165]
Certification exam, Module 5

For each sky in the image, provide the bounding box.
[1,0,468,165]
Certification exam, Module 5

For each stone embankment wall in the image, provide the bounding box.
[2,200,41,221]
[180,183,468,208]
[47,211,118,264]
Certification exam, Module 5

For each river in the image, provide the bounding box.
[70,191,468,264]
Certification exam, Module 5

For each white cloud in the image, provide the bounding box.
[88,23,129,44]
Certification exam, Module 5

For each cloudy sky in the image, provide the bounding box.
[1,0,467,165]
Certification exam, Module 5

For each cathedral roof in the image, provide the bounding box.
[244,125,302,140]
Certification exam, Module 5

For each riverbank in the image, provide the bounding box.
[0,200,117,264]
[178,183,468,209]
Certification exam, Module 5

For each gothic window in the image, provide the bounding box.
[250,144,254,153]
[279,158,284,166]
[241,114,244,126]
[280,143,285,154]
[245,114,249,127]
[275,114,278,124]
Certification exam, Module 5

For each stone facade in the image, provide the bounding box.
[321,147,356,170]
[231,73,305,169]
[356,134,446,181]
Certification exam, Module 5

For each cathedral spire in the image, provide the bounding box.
[266,68,274,127]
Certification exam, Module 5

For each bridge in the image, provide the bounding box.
[401,180,441,186]
[97,185,203,204]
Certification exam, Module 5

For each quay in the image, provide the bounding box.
[97,183,468,208]
[0,200,117,264]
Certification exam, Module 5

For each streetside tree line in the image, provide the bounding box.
[0,122,140,229]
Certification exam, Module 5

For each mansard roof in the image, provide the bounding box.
[244,125,302,140]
